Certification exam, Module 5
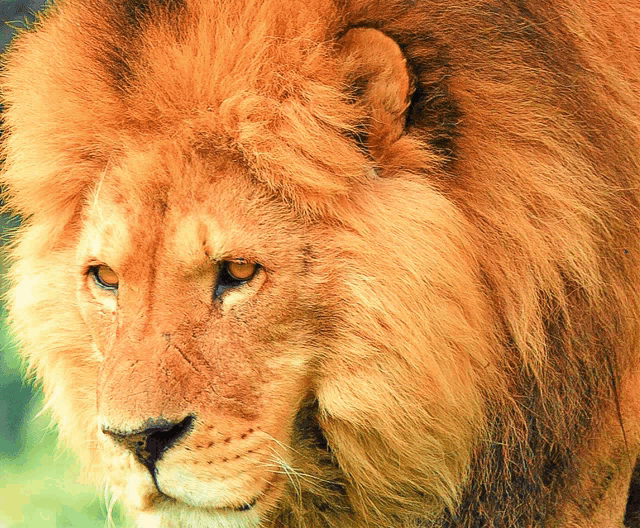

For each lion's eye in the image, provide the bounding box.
[226,260,258,280]
[214,260,259,299]
[89,265,119,291]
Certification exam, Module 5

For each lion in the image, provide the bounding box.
[1,0,640,526]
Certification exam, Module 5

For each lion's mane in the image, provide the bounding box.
[2,0,640,527]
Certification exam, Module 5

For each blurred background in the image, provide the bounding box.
[0,1,125,526]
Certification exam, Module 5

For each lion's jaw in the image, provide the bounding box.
[76,155,316,525]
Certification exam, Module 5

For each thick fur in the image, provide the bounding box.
[2,0,640,527]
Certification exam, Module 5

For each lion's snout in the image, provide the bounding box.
[102,415,195,473]
[99,409,287,513]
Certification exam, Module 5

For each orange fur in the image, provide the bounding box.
[2,1,640,527]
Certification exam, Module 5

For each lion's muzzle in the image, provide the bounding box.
[102,415,195,473]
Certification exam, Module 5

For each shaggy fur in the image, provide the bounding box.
[2,0,640,527]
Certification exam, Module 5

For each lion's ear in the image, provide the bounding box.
[338,28,413,156]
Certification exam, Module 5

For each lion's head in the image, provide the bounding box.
[2,0,640,527]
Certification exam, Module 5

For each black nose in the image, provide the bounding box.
[102,415,194,472]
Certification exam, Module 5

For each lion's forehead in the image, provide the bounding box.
[80,152,303,276]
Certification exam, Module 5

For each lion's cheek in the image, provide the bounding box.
[75,287,117,360]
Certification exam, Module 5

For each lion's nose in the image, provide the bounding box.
[102,415,194,471]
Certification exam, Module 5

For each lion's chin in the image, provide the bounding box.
[154,469,269,511]
[117,471,271,528]
[135,507,262,528]
[130,495,264,528]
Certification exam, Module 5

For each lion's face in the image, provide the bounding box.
[77,152,320,520]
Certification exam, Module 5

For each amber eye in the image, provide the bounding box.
[214,260,260,299]
[89,264,119,291]
[226,260,258,280]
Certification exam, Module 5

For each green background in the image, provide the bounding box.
[0,2,125,526]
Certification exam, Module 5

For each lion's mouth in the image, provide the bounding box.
[158,492,259,512]
[233,497,258,512]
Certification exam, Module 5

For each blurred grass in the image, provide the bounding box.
[0,214,126,527]
[0,405,124,528]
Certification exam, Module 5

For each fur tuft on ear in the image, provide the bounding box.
[338,28,414,156]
